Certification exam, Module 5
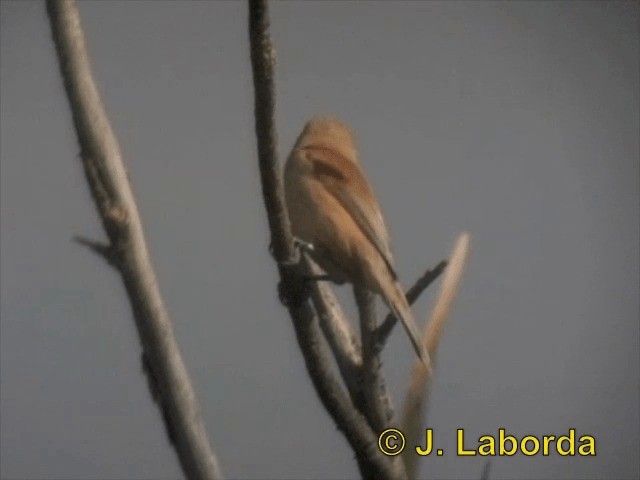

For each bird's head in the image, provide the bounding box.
[295,116,359,163]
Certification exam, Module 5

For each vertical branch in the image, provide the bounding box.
[248,0,293,265]
[355,287,406,480]
[46,1,222,479]
[248,1,400,478]
[304,257,363,398]
[354,287,393,430]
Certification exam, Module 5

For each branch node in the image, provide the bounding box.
[105,205,129,228]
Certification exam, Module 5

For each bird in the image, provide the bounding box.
[284,116,431,370]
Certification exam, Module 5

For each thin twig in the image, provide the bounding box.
[72,234,116,266]
[47,2,222,478]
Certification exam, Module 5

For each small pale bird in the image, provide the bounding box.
[284,117,431,369]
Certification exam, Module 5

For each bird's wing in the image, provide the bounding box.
[304,146,398,280]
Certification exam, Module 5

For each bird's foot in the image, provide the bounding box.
[269,237,315,267]
[292,236,315,253]
[275,237,319,306]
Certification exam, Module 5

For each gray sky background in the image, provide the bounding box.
[1,1,638,479]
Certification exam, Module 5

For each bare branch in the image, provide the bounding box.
[354,287,392,431]
[248,0,293,265]
[405,261,448,306]
[303,257,362,394]
[401,233,471,479]
[248,1,401,478]
[46,1,222,478]
[288,291,399,480]
[354,288,406,479]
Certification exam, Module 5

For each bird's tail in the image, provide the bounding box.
[385,282,432,373]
